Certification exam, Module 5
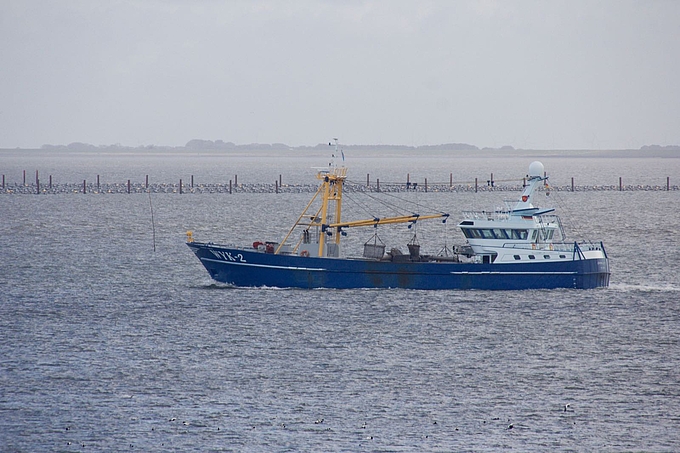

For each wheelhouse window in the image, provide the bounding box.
[462,228,502,239]
[493,229,509,239]
[528,255,536,260]
[463,228,527,240]
[513,255,521,260]
[462,228,483,239]
[511,229,529,240]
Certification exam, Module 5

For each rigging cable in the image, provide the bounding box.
[346,179,448,216]
[548,187,591,243]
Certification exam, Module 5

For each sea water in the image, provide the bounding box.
[1,150,679,451]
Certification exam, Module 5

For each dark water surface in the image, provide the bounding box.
[1,155,679,451]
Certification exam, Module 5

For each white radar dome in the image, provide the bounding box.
[528,161,544,178]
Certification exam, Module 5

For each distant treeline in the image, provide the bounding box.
[38,140,486,152]
[639,144,680,151]
[28,140,680,153]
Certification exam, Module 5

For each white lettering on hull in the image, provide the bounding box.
[209,249,246,263]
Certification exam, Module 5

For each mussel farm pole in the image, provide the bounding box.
[191,175,194,188]
[36,170,39,194]
[234,175,237,186]
[127,179,131,194]
[23,170,26,185]
[49,175,52,189]
[571,177,575,192]
[619,177,622,191]
[275,180,279,193]
[475,177,478,193]
[377,178,380,192]
[367,173,370,186]
[146,175,149,188]
[668,176,670,191]
[83,180,86,194]
[425,178,428,193]
[450,173,453,187]
[2,175,4,188]
[179,179,182,194]
[229,179,232,194]
[279,174,282,187]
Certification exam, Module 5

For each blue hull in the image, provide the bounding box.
[187,242,610,290]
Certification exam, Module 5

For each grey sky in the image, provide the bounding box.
[1,0,679,149]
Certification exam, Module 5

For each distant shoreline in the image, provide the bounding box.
[1,142,679,158]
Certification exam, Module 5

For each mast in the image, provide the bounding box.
[276,138,448,257]
[317,138,346,256]
[513,161,547,214]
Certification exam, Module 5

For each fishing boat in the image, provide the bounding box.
[187,142,610,290]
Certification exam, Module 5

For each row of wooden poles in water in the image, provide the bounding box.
[2,170,677,193]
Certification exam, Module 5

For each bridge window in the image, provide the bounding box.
[514,255,521,260]
[462,228,480,239]
[493,229,509,239]
[463,228,528,240]
[528,255,536,260]
[481,229,495,239]
[511,229,529,240]
[544,255,550,259]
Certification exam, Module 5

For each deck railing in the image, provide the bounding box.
[501,240,605,254]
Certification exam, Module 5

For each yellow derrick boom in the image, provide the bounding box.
[327,213,449,229]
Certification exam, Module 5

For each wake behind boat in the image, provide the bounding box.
[187,142,610,290]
